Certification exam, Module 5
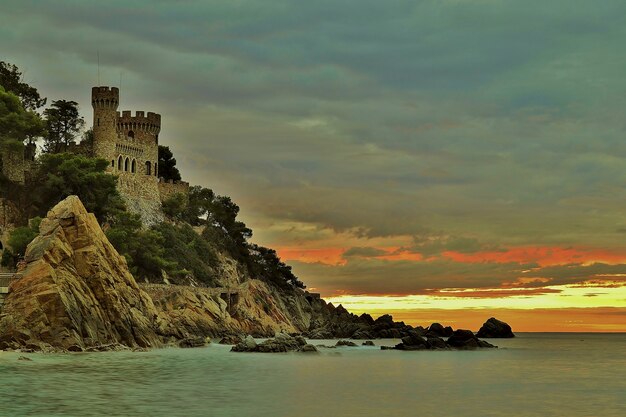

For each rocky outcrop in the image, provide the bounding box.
[384,329,496,350]
[425,322,453,338]
[231,333,317,353]
[476,317,515,338]
[447,329,495,349]
[0,196,163,352]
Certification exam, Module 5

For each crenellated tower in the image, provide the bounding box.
[91,87,119,169]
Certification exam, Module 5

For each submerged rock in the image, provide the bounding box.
[178,337,209,348]
[476,317,515,338]
[447,329,496,349]
[335,340,358,347]
[362,340,375,346]
[219,335,243,345]
[231,333,312,353]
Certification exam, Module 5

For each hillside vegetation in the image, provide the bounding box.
[0,61,304,292]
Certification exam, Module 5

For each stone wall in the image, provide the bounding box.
[116,173,164,226]
[0,147,26,184]
[158,178,190,202]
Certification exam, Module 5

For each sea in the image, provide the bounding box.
[0,333,624,417]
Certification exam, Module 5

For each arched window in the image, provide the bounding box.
[154,162,158,177]
[117,155,123,171]
[124,157,129,172]
[131,159,136,173]
[145,161,151,175]
[128,130,134,139]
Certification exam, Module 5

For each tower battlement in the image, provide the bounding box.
[91,86,119,109]
[117,111,161,133]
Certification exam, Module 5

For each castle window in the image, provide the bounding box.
[124,157,129,172]
[97,118,100,126]
[155,134,158,144]
[131,159,136,173]
[128,130,135,139]
[111,160,114,168]
[117,155,123,170]
[145,161,151,175]
[154,162,158,177]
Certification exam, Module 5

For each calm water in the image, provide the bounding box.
[0,333,624,417]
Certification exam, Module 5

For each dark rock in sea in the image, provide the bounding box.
[476,317,515,338]
[351,330,375,339]
[219,335,243,345]
[232,335,258,352]
[18,356,32,361]
[300,344,319,353]
[425,323,454,338]
[362,341,375,346]
[426,336,448,349]
[232,333,309,353]
[447,329,496,349]
[336,340,358,347]
[178,337,208,348]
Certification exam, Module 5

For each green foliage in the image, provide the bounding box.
[185,185,215,225]
[158,145,181,181]
[0,85,45,148]
[0,217,41,268]
[106,211,175,280]
[43,100,85,154]
[247,243,305,289]
[153,222,219,285]
[162,193,187,220]
[0,61,46,110]
[28,153,124,222]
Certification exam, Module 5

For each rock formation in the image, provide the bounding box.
[476,317,515,338]
[231,332,317,353]
[0,196,163,351]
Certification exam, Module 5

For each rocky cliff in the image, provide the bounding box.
[0,195,507,352]
[0,196,163,351]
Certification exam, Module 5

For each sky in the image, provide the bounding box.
[2,0,626,331]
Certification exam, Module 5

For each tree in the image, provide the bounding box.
[184,185,215,225]
[0,61,46,110]
[158,145,181,181]
[28,153,124,222]
[247,243,305,289]
[43,100,85,153]
[162,193,187,220]
[0,86,45,147]
[106,211,176,280]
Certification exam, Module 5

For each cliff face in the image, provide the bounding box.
[0,196,162,351]
[0,196,421,352]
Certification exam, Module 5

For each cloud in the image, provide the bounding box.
[3,0,626,303]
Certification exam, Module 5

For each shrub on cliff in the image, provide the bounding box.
[152,222,220,285]
[27,153,124,222]
[106,211,176,281]
[0,217,41,268]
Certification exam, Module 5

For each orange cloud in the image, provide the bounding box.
[443,246,626,266]
[276,247,347,265]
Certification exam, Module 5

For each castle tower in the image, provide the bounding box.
[91,86,119,169]
[117,110,161,176]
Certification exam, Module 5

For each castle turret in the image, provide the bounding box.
[91,86,119,169]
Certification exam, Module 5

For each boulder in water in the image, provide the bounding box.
[476,317,515,338]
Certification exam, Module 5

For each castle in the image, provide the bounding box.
[91,86,189,224]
